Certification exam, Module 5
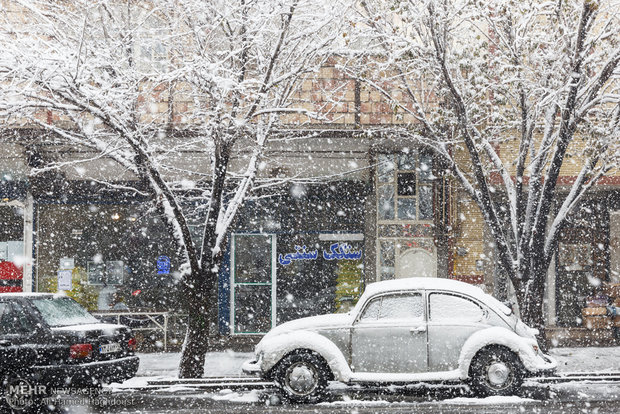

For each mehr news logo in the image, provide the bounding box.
[3,377,46,411]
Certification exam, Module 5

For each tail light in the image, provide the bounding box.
[128,337,137,351]
[70,343,93,359]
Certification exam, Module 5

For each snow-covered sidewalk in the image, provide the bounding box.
[131,346,620,379]
[549,346,620,374]
[135,350,253,378]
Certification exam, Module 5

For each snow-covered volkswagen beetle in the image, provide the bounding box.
[243,278,556,402]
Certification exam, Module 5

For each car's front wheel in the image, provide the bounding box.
[273,351,330,403]
[469,346,524,397]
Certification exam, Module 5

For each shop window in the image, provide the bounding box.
[231,234,275,334]
[376,153,434,222]
[0,204,24,293]
[276,234,364,323]
[87,260,124,286]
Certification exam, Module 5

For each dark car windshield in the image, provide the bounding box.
[32,296,100,327]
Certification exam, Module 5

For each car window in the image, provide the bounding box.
[359,293,424,322]
[0,301,34,335]
[380,294,423,320]
[31,297,99,327]
[359,297,381,321]
[429,293,483,322]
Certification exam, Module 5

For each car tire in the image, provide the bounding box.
[469,346,524,397]
[273,351,330,403]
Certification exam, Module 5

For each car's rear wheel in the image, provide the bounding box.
[273,351,330,403]
[469,346,524,397]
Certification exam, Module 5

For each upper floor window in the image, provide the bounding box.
[376,152,433,221]
[136,28,168,74]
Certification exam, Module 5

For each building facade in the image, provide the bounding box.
[1,29,619,347]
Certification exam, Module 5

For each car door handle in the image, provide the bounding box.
[410,326,427,333]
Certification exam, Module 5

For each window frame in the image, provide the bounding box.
[375,152,435,223]
[230,233,277,335]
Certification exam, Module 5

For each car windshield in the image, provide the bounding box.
[32,296,100,327]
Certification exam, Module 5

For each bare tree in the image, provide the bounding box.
[0,0,348,377]
[350,0,620,333]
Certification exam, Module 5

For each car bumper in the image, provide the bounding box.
[33,355,140,387]
[242,356,263,376]
[528,352,557,375]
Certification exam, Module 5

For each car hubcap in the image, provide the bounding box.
[487,362,510,387]
[285,363,317,395]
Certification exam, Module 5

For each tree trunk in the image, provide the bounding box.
[515,279,545,330]
[178,307,211,378]
[513,255,549,349]
[178,266,220,378]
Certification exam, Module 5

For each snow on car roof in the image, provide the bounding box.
[360,278,512,315]
[51,323,125,333]
[0,292,63,298]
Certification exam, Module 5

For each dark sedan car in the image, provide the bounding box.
[1,293,139,408]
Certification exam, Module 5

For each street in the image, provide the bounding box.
[56,381,620,414]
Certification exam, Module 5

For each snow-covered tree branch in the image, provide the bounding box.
[350,0,620,334]
[0,0,350,377]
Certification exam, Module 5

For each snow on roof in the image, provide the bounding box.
[359,278,511,315]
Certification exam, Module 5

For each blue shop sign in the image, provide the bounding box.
[323,243,363,261]
[278,243,362,266]
[157,255,171,274]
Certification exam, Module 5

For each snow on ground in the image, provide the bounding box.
[211,389,261,403]
[549,346,620,373]
[135,350,253,377]
[110,350,252,391]
[443,396,535,405]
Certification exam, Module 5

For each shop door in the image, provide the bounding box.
[231,234,276,334]
[556,241,599,327]
[556,269,592,327]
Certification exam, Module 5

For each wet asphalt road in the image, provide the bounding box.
[50,382,620,414]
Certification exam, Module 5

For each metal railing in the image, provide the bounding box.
[92,311,170,351]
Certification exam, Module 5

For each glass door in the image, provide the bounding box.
[231,234,276,334]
